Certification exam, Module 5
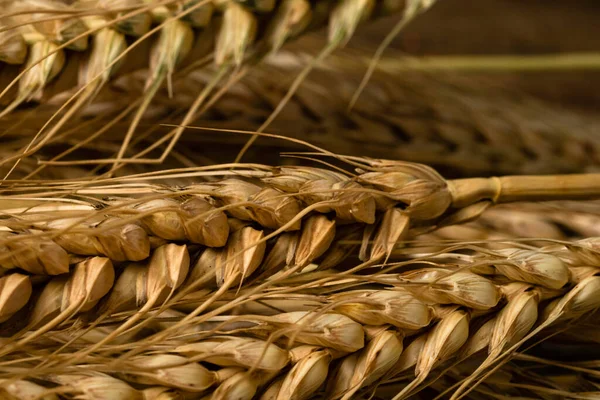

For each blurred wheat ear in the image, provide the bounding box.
[0,0,438,176]
[3,0,600,181]
[2,45,600,180]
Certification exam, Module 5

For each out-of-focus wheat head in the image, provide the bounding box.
[2,42,600,180]
[2,1,600,182]
[0,0,438,179]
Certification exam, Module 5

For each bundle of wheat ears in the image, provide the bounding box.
[2,1,600,399]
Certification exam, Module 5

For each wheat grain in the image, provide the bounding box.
[50,372,143,400]
[336,328,403,399]
[328,351,360,399]
[0,18,29,65]
[448,285,541,399]
[392,268,502,310]
[274,348,332,400]
[0,230,69,275]
[28,256,114,328]
[392,309,471,399]
[545,237,600,267]
[0,378,60,400]
[0,273,32,323]
[390,334,427,375]
[89,0,153,36]
[214,225,266,286]
[457,316,497,362]
[261,0,311,54]
[0,40,65,117]
[10,0,90,51]
[211,370,262,400]
[47,216,151,261]
[174,336,289,371]
[331,289,432,329]
[133,196,230,246]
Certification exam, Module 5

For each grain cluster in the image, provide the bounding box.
[0,158,599,398]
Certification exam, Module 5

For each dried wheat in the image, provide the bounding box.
[0,0,436,170]
[0,160,598,282]
[3,50,599,178]
[1,227,599,398]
